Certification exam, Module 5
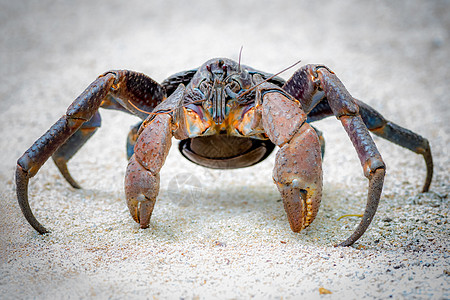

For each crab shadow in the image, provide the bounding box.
[53,169,397,247]
[143,179,366,245]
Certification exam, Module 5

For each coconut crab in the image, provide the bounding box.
[16,58,433,246]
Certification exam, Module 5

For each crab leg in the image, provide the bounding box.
[16,74,116,234]
[336,115,386,246]
[311,125,326,159]
[292,71,433,192]
[124,114,173,228]
[16,70,166,234]
[126,122,143,160]
[259,87,323,232]
[282,65,390,246]
[356,100,433,192]
[317,66,387,246]
[51,111,102,189]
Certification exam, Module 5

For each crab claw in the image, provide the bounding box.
[124,112,173,229]
[277,181,322,232]
[257,86,323,233]
[124,155,159,228]
[273,123,323,232]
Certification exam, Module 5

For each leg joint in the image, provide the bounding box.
[364,156,386,179]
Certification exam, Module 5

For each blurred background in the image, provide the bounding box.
[1,0,449,298]
[1,0,448,183]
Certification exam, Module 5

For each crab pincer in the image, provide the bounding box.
[257,81,323,231]
[273,123,323,232]
[124,113,173,228]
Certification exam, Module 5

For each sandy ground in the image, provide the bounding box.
[1,0,449,299]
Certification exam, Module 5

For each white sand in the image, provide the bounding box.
[1,1,449,299]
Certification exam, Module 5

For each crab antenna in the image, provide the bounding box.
[237,59,302,100]
[127,98,206,116]
[128,59,302,116]
[238,46,243,72]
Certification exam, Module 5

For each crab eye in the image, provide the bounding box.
[228,79,241,93]
[199,80,211,94]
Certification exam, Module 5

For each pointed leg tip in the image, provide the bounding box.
[339,168,385,247]
[25,213,50,235]
[421,168,432,193]
[420,146,433,193]
[70,182,82,189]
[52,157,82,189]
[16,164,50,235]
[336,240,353,247]
[421,186,430,193]
[37,228,51,235]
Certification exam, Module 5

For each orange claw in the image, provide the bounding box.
[124,113,173,228]
[273,124,323,232]
[124,155,159,228]
[259,87,323,233]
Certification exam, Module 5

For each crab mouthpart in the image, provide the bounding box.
[212,84,226,124]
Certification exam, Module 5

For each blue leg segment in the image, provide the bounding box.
[51,112,101,188]
[126,122,143,160]
[356,100,433,192]
[307,99,433,192]
[310,125,325,159]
